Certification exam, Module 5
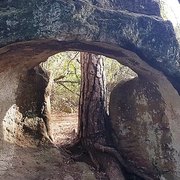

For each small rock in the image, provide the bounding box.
[64,175,74,180]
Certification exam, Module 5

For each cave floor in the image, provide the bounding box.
[0,113,107,180]
[51,113,78,147]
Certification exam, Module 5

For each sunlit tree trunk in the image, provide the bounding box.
[78,52,125,180]
[78,53,109,144]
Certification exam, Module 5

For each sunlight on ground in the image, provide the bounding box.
[51,113,78,146]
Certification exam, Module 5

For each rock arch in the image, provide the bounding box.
[0,1,180,179]
[0,0,180,80]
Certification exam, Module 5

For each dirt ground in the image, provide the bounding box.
[51,113,78,147]
[0,113,108,180]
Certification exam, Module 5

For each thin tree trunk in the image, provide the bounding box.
[78,53,108,145]
[78,52,125,180]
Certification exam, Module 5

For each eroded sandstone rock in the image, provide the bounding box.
[2,65,54,146]
[0,0,179,82]
[0,1,180,179]
[110,76,180,179]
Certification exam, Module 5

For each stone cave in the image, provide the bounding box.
[0,0,180,180]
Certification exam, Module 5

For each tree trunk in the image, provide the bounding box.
[78,52,125,180]
[78,53,108,145]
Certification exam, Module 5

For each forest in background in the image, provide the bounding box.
[40,51,137,113]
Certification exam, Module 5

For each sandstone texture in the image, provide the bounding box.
[0,0,180,179]
[0,144,98,180]
[0,0,179,80]
[110,76,180,179]
[3,66,53,147]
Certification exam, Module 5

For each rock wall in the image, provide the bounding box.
[2,65,53,147]
[90,0,161,15]
[110,76,180,179]
[0,0,179,81]
[0,1,180,179]
[0,68,20,144]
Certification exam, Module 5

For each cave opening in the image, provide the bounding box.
[1,40,177,180]
[0,1,179,179]
[33,51,137,147]
[1,40,143,151]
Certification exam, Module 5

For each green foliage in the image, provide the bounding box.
[41,51,137,113]
[104,57,137,92]
[41,51,81,113]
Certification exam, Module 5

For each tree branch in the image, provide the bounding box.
[58,82,80,96]
[66,52,80,73]
[54,75,66,82]
[55,80,80,84]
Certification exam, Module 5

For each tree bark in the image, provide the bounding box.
[78,53,108,144]
[78,52,125,180]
